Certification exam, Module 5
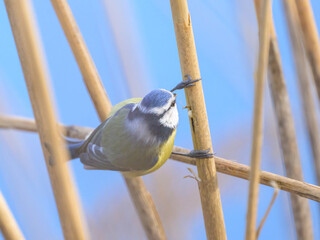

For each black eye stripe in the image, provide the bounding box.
[170,100,176,108]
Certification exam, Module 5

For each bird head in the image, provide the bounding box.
[136,89,178,129]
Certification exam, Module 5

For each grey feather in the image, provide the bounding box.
[79,143,129,171]
[67,140,84,159]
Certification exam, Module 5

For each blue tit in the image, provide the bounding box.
[67,77,209,177]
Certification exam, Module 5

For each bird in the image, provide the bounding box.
[67,76,212,177]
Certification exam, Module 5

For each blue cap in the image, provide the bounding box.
[140,89,173,109]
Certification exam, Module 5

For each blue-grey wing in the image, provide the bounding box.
[77,103,135,155]
[80,143,130,171]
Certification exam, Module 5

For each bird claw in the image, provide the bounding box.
[174,149,214,159]
[171,75,201,92]
[187,149,214,159]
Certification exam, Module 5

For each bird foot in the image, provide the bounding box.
[171,75,201,92]
[173,149,214,159]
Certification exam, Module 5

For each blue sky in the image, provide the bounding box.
[0,0,320,239]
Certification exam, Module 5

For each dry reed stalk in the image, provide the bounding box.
[2,115,320,202]
[0,115,91,140]
[172,146,320,202]
[253,0,314,239]
[170,1,227,239]
[0,192,24,240]
[295,0,320,101]
[245,1,272,239]
[50,0,112,117]
[50,1,166,239]
[4,0,88,239]
[282,2,320,236]
[283,0,320,187]
[253,0,314,238]
[255,182,279,239]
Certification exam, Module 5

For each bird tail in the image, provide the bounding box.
[66,138,85,160]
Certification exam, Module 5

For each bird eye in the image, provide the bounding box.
[170,100,176,108]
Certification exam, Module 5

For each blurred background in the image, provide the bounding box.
[0,0,320,239]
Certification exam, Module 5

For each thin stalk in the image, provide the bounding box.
[50,0,112,117]
[170,0,227,238]
[172,146,320,202]
[4,0,88,239]
[0,191,25,240]
[255,182,279,239]
[295,0,320,102]
[1,115,320,202]
[50,1,166,239]
[282,2,320,237]
[245,1,272,239]
[253,0,314,238]
[283,0,320,188]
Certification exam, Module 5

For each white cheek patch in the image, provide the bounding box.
[159,106,179,129]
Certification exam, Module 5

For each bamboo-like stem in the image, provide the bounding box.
[2,115,320,202]
[0,192,25,240]
[282,1,320,234]
[3,1,88,239]
[172,146,320,202]
[50,0,112,117]
[245,1,272,239]
[124,178,165,238]
[283,0,320,188]
[50,1,166,239]
[254,0,314,239]
[253,0,314,239]
[295,0,320,102]
[170,1,226,239]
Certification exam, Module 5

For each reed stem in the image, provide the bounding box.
[253,0,314,238]
[50,1,166,238]
[245,1,272,239]
[0,192,25,240]
[1,115,320,202]
[295,0,320,102]
[4,0,89,239]
[170,0,227,239]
